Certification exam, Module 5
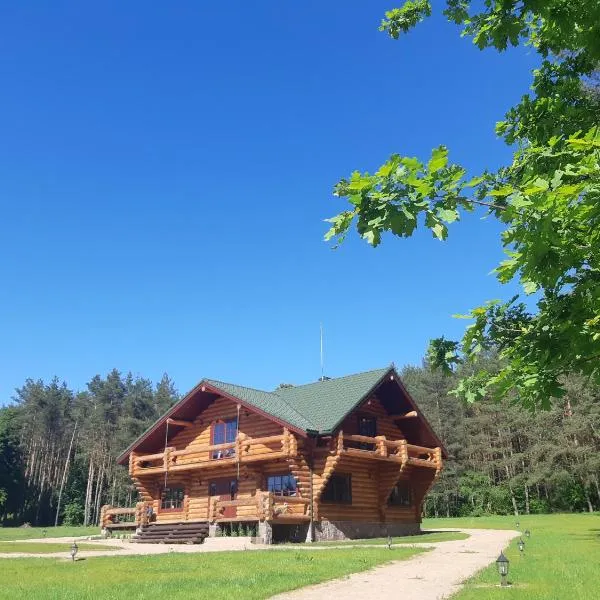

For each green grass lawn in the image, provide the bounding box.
[0,547,425,600]
[292,530,468,546]
[423,513,599,600]
[0,541,120,553]
[0,526,100,541]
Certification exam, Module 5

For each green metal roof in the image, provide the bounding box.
[204,379,316,432]
[206,366,391,434]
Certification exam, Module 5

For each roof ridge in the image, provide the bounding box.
[282,366,391,390]
[204,378,274,396]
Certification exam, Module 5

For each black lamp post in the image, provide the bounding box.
[496,552,510,587]
[70,541,78,562]
[518,538,525,555]
[524,529,531,538]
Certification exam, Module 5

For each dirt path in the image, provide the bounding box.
[270,528,519,600]
[0,536,255,558]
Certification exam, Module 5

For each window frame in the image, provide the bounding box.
[210,417,238,459]
[160,486,185,512]
[266,473,298,497]
[321,473,352,505]
[357,414,377,437]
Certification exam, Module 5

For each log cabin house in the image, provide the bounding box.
[109,366,445,543]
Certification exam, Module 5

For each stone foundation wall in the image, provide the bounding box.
[258,520,273,544]
[313,520,420,541]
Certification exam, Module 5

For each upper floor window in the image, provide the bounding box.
[212,418,237,459]
[358,415,377,437]
[322,473,352,504]
[161,487,184,510]
[388,481,412,507]
[267,474,297,497]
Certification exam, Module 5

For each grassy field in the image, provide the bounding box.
[423,513,599,600]
[0,541,120,553]
[0,547,425,600]
[0,526,100,541]
[294,530,468,546]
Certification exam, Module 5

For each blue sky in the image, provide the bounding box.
[0,1,537,403]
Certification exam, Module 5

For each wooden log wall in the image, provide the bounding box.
[135,396,311,524]
[288,437,312,509]
[168,396,283,464]
[339,395,406,439]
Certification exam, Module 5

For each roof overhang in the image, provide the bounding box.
[116,379,307,465]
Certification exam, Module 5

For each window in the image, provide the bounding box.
[388,482,412,507]
[161,487,184,510]
[358,415,377,437]
[322,474,352,504]
[267,474,297,497]
[212,418,238,459]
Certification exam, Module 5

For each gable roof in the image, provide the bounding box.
[274,367,390,433]
[117,366,445,464]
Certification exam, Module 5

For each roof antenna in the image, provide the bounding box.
[320,322,325,381]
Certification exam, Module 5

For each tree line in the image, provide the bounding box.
[0,370,178,526]
[1,362,599,527]
[404,359,600,517]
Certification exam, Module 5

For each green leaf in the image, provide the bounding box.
[427,146,448,173]
[431,222,448,240]
[437,208,459,223]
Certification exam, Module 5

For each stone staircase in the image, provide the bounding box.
[133,521,209,544]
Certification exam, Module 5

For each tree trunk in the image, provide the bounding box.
[55,422,77,527]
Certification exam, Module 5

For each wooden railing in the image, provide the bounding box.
[210,491,310,522]
[339,433,441,469]
[100,503,149,529]
[132,430,296,476]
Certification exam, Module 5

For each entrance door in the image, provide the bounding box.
[209,478,238,518]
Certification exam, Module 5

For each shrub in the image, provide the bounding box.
[62,502,84,526]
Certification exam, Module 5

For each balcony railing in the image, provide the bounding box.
[338,433,441,470]
[100,502,150,530]
[210,491,310,523]
[131,430,297,476]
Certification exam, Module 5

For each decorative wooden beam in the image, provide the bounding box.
[396,410,418,420]
[166,418,193,427]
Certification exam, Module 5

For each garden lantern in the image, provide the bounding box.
[518,538,525,554]
[515,521,520,528]
[387,535,393,550]
[524,529,530,538]
[42,529,47,538]
[496,551,509,587]
[70,541,78,562]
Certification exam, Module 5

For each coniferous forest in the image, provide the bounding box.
[0,362,598,527]
[0,371,179,527]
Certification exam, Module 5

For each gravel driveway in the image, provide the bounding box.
[270,528,519,600]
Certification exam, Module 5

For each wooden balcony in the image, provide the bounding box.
[131,430,297,477]
[210,491,310,523]
[337,433,441,470]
